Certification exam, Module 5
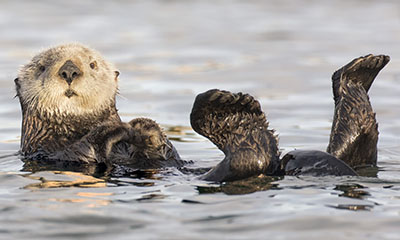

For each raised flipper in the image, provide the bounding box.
[327,54,390,169]
[331,54,389,105]
[281,150,357,176]
[190,89,281,182]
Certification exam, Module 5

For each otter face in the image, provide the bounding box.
[16,43,119,115]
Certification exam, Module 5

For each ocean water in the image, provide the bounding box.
[0,0,400,239]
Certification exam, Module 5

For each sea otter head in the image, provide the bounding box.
[15,43,120,116]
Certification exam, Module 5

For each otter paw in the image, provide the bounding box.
[190,89,265,141]
[86,123,131,161]
[128,118,167,149]
[332,54,390,101]
[193,89,262,115]
[190,89,280,177]
[126,118,182,162]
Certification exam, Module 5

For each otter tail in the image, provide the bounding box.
[327,54,390,169]
[190,89,281,182]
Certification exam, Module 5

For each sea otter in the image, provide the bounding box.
[191,54,389,181]
[15,43,389,182]
[15,43,184,173]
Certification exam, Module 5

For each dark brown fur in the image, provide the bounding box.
[190,54,389,181]
[20,104,120,157]
[190,90,281,182]
[16,43,184,174]
[17,43,389,181]
[327,54,390,168]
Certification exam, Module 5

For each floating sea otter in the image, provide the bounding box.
[14,43,389,181]
[191,54,389,181]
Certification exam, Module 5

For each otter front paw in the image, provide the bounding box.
[86,122,132,162]
[127,118,170,159]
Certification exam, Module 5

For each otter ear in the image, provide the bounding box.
[14,78,20,89]
[14,78,20,97]
[114,71,120,81]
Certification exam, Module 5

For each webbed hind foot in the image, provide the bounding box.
[327,54,390,169]
[332,54,390,104]
[190,89,281,182]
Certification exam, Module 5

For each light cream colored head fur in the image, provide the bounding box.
[16,43,119,116]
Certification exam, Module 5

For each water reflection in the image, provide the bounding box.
[108,169,161,187]
[22,158,107,178]
[113,168,162,180]
[355,166,379,178]
[197,175,282,195]
[48,195,111,208]
[334,183,370,199]
[136,193,167,202]
[165,125,199,143]
[23,171,106,189]
[328,204,374,211]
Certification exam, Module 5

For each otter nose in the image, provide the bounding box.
[58,60,81,85]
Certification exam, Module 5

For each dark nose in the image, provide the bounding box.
[58,60,82,85]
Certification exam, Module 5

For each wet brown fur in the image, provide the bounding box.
[327,54,390,168]
[15,43,389,181]
[190,55,389,181]
[16,43,183,173]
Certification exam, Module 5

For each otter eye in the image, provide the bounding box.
[39,65,46,72]
[90,61,97,69]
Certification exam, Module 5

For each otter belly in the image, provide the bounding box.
[281,150,357,176]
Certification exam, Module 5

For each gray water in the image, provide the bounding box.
[1,0,400,239]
